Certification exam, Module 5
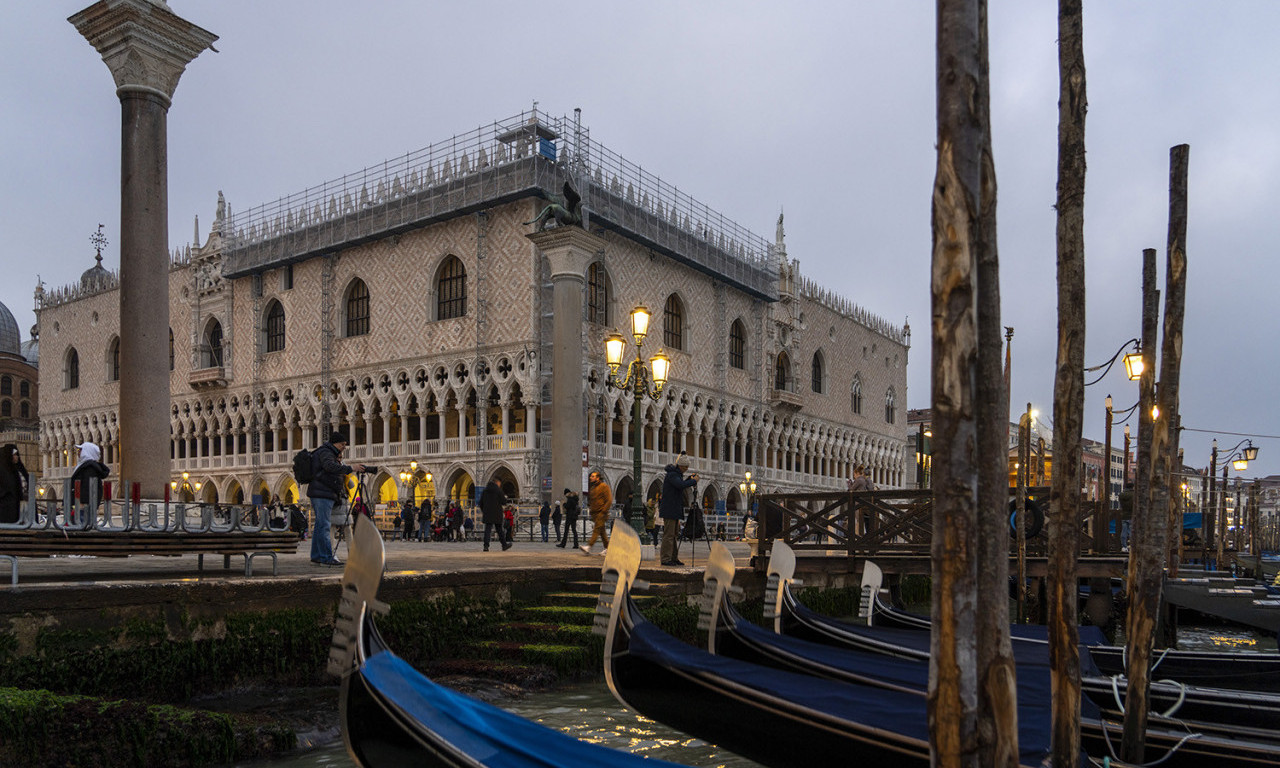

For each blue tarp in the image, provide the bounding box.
[362,651,685,768]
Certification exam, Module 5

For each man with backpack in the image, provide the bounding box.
[303,431,365,566]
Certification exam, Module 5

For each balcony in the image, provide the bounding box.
[769,387,803,410]
[189,366,228,389]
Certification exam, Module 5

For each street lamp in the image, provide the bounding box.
[1211,439,1261,567]
[604,306,673,531]
[170,471,202,502]
[738,471,757,516]
[398,460,432,504]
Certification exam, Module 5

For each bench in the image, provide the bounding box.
[0,529,302,586]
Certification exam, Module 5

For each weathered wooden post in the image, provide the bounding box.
[1048,2,1087,763]
[931,1,985,764]
[1017,406,1030,625]
[974,1,1019,759]
[1121,248,1160,763]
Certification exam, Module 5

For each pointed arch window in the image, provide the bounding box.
[587,262,611,325]
[851,375,863,414]
[774,352,791,392]
[885,387,897,424]
[108,336,120,382]
[437,256,467,320]
[265,300,286,352]
[65,347,80,389]
[344,278,370,336]
[811,350,825,394]
[729,319,746,370]
[202,320,224,368]
[663,294,684,351]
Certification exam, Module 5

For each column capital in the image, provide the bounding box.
[527,227,608,280]
[70,0,217,105]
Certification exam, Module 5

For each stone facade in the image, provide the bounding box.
[36,115,909,512]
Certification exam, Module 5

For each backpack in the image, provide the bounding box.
[292,448,315,484]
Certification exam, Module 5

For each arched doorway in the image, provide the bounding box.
[227,479,245,505]
[726,486,742,512]
[487,465,519,500]
[646,478,662,502]
[614,474,634,513]
[444,468,475,506]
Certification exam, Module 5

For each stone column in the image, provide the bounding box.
[527,227,605,498]
[71,1,217,499]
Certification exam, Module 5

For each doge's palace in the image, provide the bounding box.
[36,109,909,513]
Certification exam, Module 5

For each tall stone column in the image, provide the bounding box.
[527,227,605,499]
[71,1,217,499]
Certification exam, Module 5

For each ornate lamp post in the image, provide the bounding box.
[604,306,672,531]
[738,471,757,517]
[1212,439,1259,567]
[170,471,202,503]
[398,461,432,504]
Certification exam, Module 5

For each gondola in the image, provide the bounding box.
[705,545,1280,764]
[328,514,689,768]
[597,525,1046,768]
[850,556,1280,694]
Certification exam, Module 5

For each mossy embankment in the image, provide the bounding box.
[0,571,858,767]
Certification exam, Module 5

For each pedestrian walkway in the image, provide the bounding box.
[5,532,750,588]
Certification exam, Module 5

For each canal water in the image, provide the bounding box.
[232,624,1274,768]
[231,682,764,768]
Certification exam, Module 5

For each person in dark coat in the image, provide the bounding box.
[401,500,417,540]
[305,431,365,566]
[0,443,29,524]
[479,479,511,551]
[556,489,580,548]
[552,501,563,541]
[539,500,551,542]
[69,441,111,525]
[417,499,433,541]
[659,453,698,566]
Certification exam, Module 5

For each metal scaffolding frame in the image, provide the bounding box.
[222,109,778,300]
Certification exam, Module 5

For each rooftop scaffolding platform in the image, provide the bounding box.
[222,109,779,300]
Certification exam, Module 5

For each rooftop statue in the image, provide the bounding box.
[524,181,582,231]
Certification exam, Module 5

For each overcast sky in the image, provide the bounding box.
[3,2,1278,481]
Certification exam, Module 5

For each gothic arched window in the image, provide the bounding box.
[587,262,611,325]
[885,387,897,424]
[811,350,825,394]
[265,300,286,352]
[202,320,224,368]
[344,278,371,337]
[851,375,863,414]
[65,348,80,390]
[663,294,684,351]
[729,319,746,370]
[107,336,120,382]
[436,257,467,320]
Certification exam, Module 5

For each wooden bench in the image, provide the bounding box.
[0,529,301,586]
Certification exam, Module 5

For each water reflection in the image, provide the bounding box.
[233,682,762,767]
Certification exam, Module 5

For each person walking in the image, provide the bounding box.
[305,431,365,567]
[0,444,29,525]
[581,471,612,555]
[551,501,563,542]
[644,493,658,545]
[555,488,580,549]
[480,479,511,551]
[660,453,698,566]
[539,499,551,542]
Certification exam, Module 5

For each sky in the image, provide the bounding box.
[2,2,1278,481]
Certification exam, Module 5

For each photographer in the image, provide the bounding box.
[659,452,698,566]
[305,431,365,567]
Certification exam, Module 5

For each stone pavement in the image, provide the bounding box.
[3,530,751,589]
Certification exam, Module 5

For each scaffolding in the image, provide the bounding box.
[222,109,778,300]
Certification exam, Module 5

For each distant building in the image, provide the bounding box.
[35,110,910,510]
[0,300,39,478]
